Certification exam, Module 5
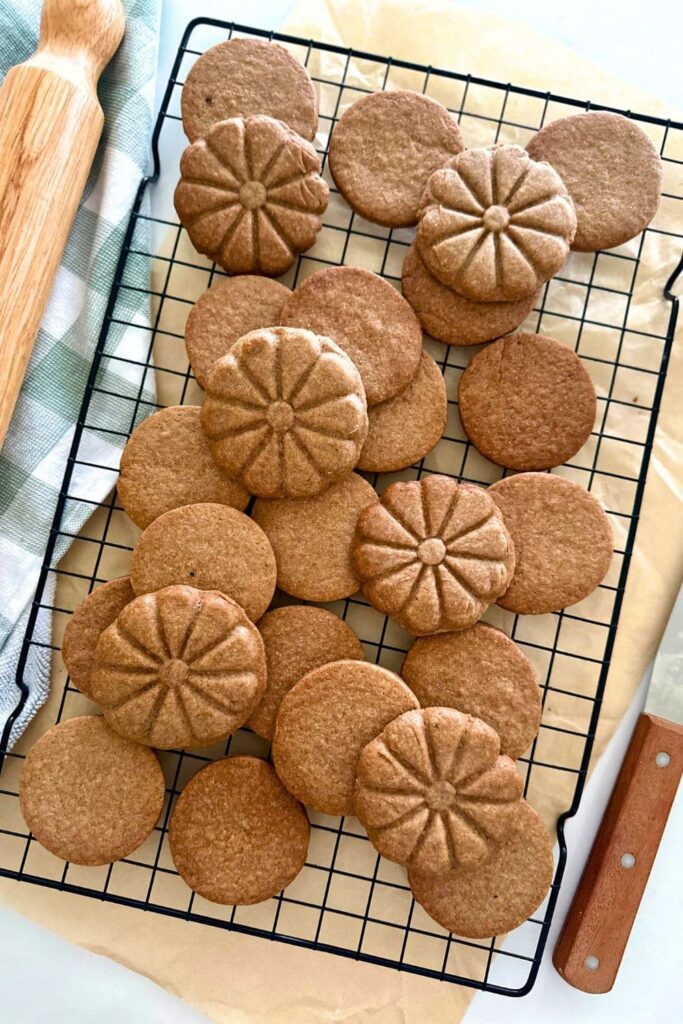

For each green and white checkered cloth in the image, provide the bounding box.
[0,0,161,745]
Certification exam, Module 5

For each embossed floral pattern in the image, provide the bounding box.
[417,145,576,301]
[174,115,329,276]
[90,586,266,750]
[355,707,524,874]
[352,475,514,635]
[201,326,368,498]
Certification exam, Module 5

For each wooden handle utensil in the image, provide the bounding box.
[0,0,125,447]
[553,712,683,993]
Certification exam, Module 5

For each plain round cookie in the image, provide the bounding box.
[409,800,553,938]
[181,38,318,143]
[401,623,541,758]
[272,661,419,815]
[175,116,328,277]
[185,276,291,390]
[169,756,309,905]
[489,473,613,614]
[201,327,368,499]
[355,707,523,874]
[62,577,134,698]
[417,145,576,301]
[118,406,249,529]
[249,606,364,740]
[19,716,164,866]
[91,587,267,749]
[526,111,662,252]
[401,243,540,346]
[280,267,422,405]
[329,90,463,227]
[252,472,377,602]
[357,353,447,473]
[353,476,514,635]
[458,333,596,470]
[129,503,276,622]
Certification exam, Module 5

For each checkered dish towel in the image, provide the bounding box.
[0,0,161,746]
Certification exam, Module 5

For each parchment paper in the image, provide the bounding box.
[1,3,681,1022]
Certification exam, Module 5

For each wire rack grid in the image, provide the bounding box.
[1,18,682,998]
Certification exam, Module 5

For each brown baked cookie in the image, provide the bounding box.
[169,756,309,904]
[355,708,523,874]
[417,145,576,301]
[91,586,266,750]
[181,38,318,143]
[401,624,541,759]
[272,660,419,815]
[252,472,377,602]
[62,577,135,698]
[357,353,447,473]
[174,116,328,277]
[249,605,363,740]
[201,327,368,498]
[329,90,463,227]
[489,473,613,614]
[19,716,164,866]
[280,267,422,405]
[409,800,553,938]
[526,112,662,252]
[458,333,596,470]
[353,475,514,635]
[129,503,276,622]
[185,276,291,389]
[118,406,249,529]
[402,243,540,346]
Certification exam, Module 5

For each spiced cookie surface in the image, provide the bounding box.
[91,586,266,749]
[19,716,164,866]
[409,800,553,938]
[355,707,522,874]
[329,90,463,227]
[169,756,309,904]
[253,472,377,602]
[401,623,541,759]
[249,605,363,740]
[181,38,318,143]
[490,473,613,614]
[201,326,367,498]
[175,116,328,276]
[458,332,596,470]
[357,352,447,473]
[118,406,249,528]
[526,111,662,252]
[272,660,419,815]
[353,475,514,635]
[417,145,576,301]
[401,243,540,346]
[129,502,276,622]
[61,577,135,698]
[280,267,422,405]
[185,276,290,389]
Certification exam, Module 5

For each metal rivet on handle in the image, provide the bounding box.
[621,853,636,869]
[585,955,600,972]
[655,751,671,768]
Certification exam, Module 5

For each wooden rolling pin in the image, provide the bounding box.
[0,0,125,447]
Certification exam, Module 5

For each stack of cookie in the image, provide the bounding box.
[19,39,664,945]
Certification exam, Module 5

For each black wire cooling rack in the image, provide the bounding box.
[1,18,682,999]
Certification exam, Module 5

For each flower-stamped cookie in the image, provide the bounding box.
[201,326,368,498]
[355,707,523,874]
[90,586,266,749]
[352,475,515,635]
[417,145,576,302]
[175,115,328,276]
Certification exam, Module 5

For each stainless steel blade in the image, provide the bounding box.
[644,582,683,725]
